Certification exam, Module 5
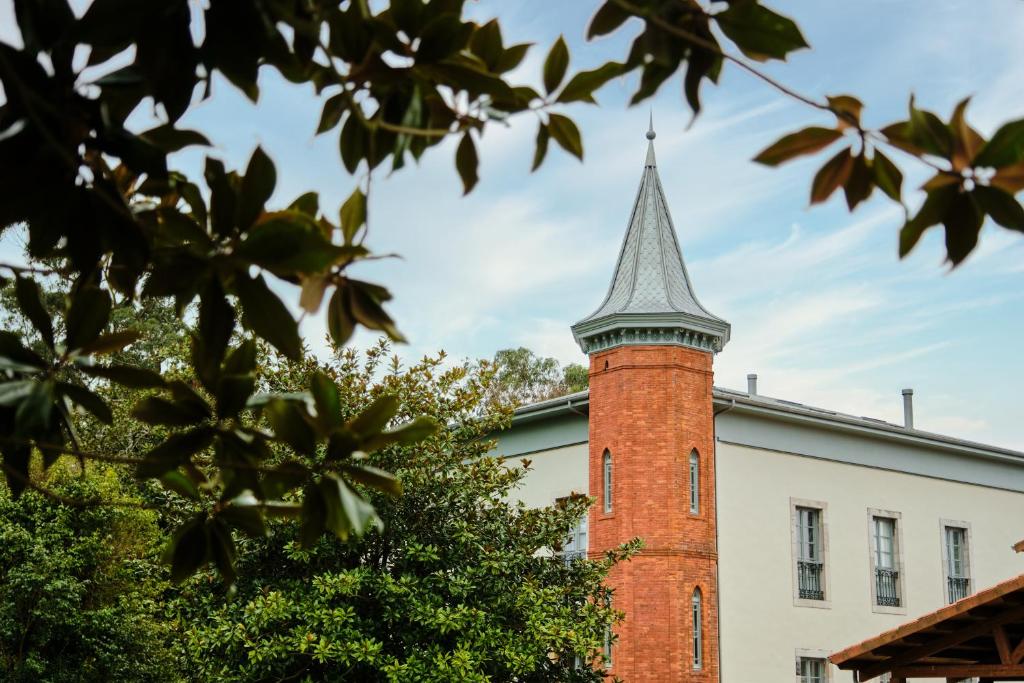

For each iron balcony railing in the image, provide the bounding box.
[948,576,970,603]
[875,568,901,606]
[562,550,587,566]
[797,560,825,600]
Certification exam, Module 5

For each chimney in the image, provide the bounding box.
[747,373,758,395]
[902,388,914,429]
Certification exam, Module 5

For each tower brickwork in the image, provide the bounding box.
[572,121,729,681]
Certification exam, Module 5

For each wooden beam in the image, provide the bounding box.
[856,604,1024,680]
[1010,633,1024,664]
[994,624,1012,664]
[892,663,1024,677]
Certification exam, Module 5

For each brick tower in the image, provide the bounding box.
[571,121,730,681]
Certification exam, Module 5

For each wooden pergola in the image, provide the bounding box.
[831,574,1024,682]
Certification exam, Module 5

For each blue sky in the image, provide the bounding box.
[1,1,1022,449]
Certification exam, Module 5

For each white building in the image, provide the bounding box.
[492,125,1024,682]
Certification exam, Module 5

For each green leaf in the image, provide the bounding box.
[469,19,503,71]
[532,123,549,172]
[79,363,165,388]
[139,124,210,152]
[137,428,214,478]
[167,515,209,583]
[208,518,237,585]
[992,162,1024,195]
[1,442,30,498]
[319,474,381,540]
[543,36,569,94]
[339,114,368,174]
[311,372,342,432]
[161,470,201,500]
[810,147,854,204]
[317,93,346,135]
[216,373,256,420]
[77,330,141,356]
[347,280,405,342]
[339,463,403,496]
[943,191,984,265]
[548,114,583,161]
[557,61,626,104]
[14,277,53,349]
[588,1,630,38]
[0,380,34,407]
[362,415,438,451]
[327,287,355,348]
[288,191,320,216]
[716,1,809,62]
[753,127,843,167]
[455,132,479,195]
[66,287,112,351]
[219,504,268,538]
[349,394,400,437]
[236,146,276,230]
[236,213,342,275]
[495,43,530,74]
[417,13,470,63]
[193,282,234,389]
[899,185,958,258]
[57,381,112,424]
[974,186,1024,232]
[973,118,1024,169]
[340,187,366,244]
[908,97,953,157]
[205,157,237,237]
[14,379,53,434]
[843,154,874,210]
[299,484,327,548]
[827,95,864,126]
[873,151,903,202]
[0,331,47,369]
[265,398,317,455]
[132,396,208,427]
[234,273,302,360]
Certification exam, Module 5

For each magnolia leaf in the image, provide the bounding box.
[66,287,112,351]
[974,185,1024,232]
[327,287,355,348]
[311,372,342,432]
[548,113,583,161]
[132,396,208,427]
[79,363,166,388]
[237,146,276,230]
[991,162,1024,194]
[843,154,874,210]
[543,36,569,94]
[532,123,549,172]
[340,187,366,244]
[57,381,112,424]
[235,274,302,361]
[167,515,210,583]
[78,330,141,356]
[339,463,403,496]
[349,394,400,437]
[14,277,54,349]
[716,2,809,62]
[810,148,854,204]
[558,61,626,104]
[455,132,479,194]
[973,118,1024,169]
[588,1,630,39]
[943,191,984,265]
[899,185,958,258]
[753,127,842,167]
[872,151,903,202]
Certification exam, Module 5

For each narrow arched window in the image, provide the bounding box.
[692,588,703,670]
[689,450,700,515]
[603,450,613,513]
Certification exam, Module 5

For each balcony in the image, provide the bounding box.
[875,568,901,607]
[797,560,825,600]
[948,576,970,603]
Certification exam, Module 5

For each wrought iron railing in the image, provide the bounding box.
[562,550,587,566]
[948,576,970,603]
[875,568,901,606]
[797,560,824,600]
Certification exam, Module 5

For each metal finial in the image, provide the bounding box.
[646,110,656,140]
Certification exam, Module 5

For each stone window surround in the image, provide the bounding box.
[867,507,907,615]
[790,497,832,610]
[939,518,974,605]
[794,648,833,683]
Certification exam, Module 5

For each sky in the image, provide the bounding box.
[1,0,1022,449]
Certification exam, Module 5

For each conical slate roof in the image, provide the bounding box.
[571,123,730,355]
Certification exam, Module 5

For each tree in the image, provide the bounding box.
[0,464,176,682]
[483,348,589,410]
[1,0,1021,584]
[173,342,633,681]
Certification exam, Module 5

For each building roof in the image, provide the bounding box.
[830,573,1024,680]
[511,386,1024,464]
[570,121,730,355]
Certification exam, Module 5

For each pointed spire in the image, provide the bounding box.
[571,124,730,355]
[645,110,657,167]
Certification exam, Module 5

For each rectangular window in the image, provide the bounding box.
[943,523,971,604]
[692,589,702,670]
[562,516,588,565]
[870,512,903,609]
[689,451,699,514]
[796,507,824,600]
[797,657,826,683]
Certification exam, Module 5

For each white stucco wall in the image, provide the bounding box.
[506,443,589,509]
[717,441,1024,682]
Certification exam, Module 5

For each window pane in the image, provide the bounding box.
[603,451,612,513]
[799,657,825,683]
[689,451,699,514]
[692,588,702,669]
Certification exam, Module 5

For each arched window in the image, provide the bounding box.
[692,587,703,670]
[689,450,700,515]
[603,450,613,513]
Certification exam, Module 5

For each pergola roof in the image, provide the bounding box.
[831,573,1024,681]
